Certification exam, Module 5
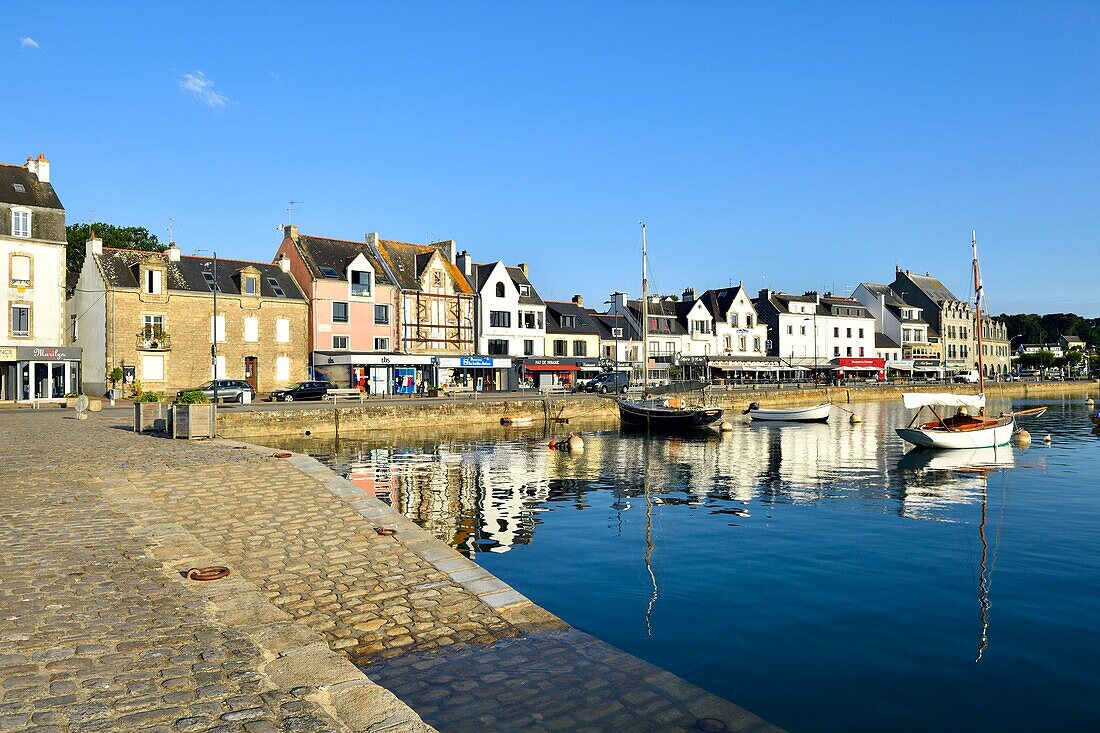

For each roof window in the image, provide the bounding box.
[320,266,340,279]
[202,271,220,292]
[267,277,286,297]
[13,183,25,193]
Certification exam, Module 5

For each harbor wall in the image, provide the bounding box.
[217,380,1098,438]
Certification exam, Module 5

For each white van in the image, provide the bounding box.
[953,370,981,384]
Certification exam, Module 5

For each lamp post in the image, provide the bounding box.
[606,292,626,379]
[198,251,219,405]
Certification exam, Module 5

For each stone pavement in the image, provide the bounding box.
[0,409,778,733]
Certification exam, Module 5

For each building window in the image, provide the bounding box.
[730,313,738,327]
[560,315,576,329]
[332,335,349,350]
[800,326,806,335]
[351,270,372,297]
[145,269,162,295]
[210,315,226,343]
[846,347,852,356]
[787,325,793,335]
[520,311,537,329]
[275,318,290,343]
[276,356,291,381]
[724,336,731,350]
[754,336,761,351]
[11,305,30,337]
[244,275,258,295]
[374,304,389,324]
[553,340,567,356]
[665,341,675,353]
[10,255,31,285]
[332,301,349,323]
[834,346,840,357]
[202,271,220,292]
[495,282,506,298]
[488,339,509,355]
[739,336,747,351]
[858,328,864,338]
[490,311,511,328]
[573,340,587,357]
[519,285,530,296]
[11,209,30,238]
[266,277,285,297]
[649,340,659,353]
[859,347,865,357]
[846,328,852,338]
[834,327,840,338]
[244,317,258,343]
[142,314,164,337]
[524,339,534,356]
[903,328,911,342]
[431,271,443,287]
[141,354,164,381]
[374,337,390,350]
[746,315,753,328]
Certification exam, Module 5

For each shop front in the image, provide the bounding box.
[0,345,82,403]
[833,357,885,382]
[312,352,436,396]
[913,358,944,382]
[517,357,600,390]
[437,356,513,392]
[707,356,784,383]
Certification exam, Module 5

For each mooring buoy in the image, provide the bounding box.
[1013,429,1031,446]
[849,413,862,424]
[566,434,585,453]
[719,420,734,432]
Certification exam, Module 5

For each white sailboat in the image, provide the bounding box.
[743,402,831,423]
[897,233,1045,450]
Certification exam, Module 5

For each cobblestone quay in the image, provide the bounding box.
[0,409,778,732]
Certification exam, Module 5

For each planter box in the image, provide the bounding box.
[134,402,169,433]
[65,396,78,409]
[87,398,103,412]
[171,403,217,439]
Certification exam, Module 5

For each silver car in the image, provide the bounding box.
[176,379,256,404]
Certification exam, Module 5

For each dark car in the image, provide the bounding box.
[269,380,333,402]
[176,379,255,404]
[584,371,630,394]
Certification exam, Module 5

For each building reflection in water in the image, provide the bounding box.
[279,401,1020,558]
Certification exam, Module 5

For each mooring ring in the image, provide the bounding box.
[187,566,231,581]
[374,526,398,537]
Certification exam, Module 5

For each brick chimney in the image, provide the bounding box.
[517,262,529,277]
[25,153,50,183]
[166,242,181,262]
[86,229,102,257]
[284,224,299,242]
[572,294,584,307]
[364,232,378,248]
[682,287,697,301]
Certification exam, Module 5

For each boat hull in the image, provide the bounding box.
[896,418,1015,449]
[746,403,831,423]
[618,400,723,431]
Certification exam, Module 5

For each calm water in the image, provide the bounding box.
[266,396,1100,732]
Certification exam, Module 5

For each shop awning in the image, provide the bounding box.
[524,363,579,372]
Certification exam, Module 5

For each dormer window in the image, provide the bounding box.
[519,285,530,296]
[145,268,163,295]
[11,209,30,238]
[351,270,372,297]
[243,275,259,295]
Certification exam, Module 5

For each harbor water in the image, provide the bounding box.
[264,396,1100,731]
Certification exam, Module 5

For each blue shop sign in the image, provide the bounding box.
[460,356,494,367]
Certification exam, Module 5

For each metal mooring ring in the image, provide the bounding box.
[374,526,398,537]
[272,452,292,459]
[187,566,231,581]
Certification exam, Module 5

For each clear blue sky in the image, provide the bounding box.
[5,1,1099,315]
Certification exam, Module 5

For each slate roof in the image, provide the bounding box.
[899,271,961,305]
[97,248,304,299]
[545,301,601,335]
[755,292,829,317]
[693,286,746,321]
[375,240,473,295]
[626,299,688,335]
[860,282,909,308]
[821,296,874,319]
[470,262,544,306]
[587,310,642,341]
[292,234,393,286]
[0,163,63,210]
[875,333,900,349]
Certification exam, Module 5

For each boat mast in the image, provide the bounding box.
[640,221,649,397]
[972,231,987,406]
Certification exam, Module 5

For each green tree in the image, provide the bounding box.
[66,222,165,273]
[1019,350,1056,369]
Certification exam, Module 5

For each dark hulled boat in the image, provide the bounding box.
[618,398,723,431]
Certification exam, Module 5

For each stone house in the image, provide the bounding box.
[1,154,81,402]
[72,236,308,397]
[755,290,878,378]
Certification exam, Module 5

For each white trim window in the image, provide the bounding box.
[145,268,162,295]
[373,337,390,350]
[332,335,350,350]
[10,255,31,285]
[141,354,165,381]
[11,209,30,238]
[275,356,291,381]
[11,305,30,337]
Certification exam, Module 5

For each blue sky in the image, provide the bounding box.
[5,1,1099,315]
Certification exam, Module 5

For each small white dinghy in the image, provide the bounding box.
[743,402,831,423]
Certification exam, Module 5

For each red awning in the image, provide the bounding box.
[523,364,579,372]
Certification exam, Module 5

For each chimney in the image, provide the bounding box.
[572,294,584,307]
[364,232,378,248]
[758,288,772,301]
[166,242,181,262]
[682,287,697,301]
[455,250,473,278]
[614,292,627,309]
[87,230,103,257]
[277,254,291,273]
[517,262,529,277]
[25,153,50,183]
[283,224,299,242]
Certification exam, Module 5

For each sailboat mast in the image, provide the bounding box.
[640,221,649,396]
[972,231,987,401]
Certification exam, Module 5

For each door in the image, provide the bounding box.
[244,356,258,392]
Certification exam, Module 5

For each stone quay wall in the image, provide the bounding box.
[217,380,1099,438]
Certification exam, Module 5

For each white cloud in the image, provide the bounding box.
[20,37,39,50]
[178,70,228,108]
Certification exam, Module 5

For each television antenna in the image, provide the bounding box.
[286,200,302,224]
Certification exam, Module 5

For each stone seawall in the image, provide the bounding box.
[218,381,1098,438]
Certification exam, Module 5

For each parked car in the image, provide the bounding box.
[953,370,980,384]
[176,379,256,404]
[268,380,334,402]
[584,371,630,394]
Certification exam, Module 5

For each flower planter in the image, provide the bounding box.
[134,402,169,433]
[171,403,217,439]
[65,396,78,409]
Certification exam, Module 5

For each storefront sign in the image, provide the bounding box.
[0,347,16,361]
[438,356,511,369]
[680,356,707,366]
[460,356,493,367]
[914,359,940,368]
[316,352,435,367]
[15,346,82,361]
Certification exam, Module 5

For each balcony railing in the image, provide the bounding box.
[137,330,171,351]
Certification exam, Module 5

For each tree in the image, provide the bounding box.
[66,222,165,273]
[1019,350,1056,369]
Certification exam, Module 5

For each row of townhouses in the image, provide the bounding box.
[2,154,1028,402]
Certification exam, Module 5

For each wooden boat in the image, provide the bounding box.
[500,415,534,427]
[616,222,723,432]
[896,234,1046,450]
[743,402,830,423]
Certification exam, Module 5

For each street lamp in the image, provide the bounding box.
[606,292,627,378]
[197,250,219,405]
